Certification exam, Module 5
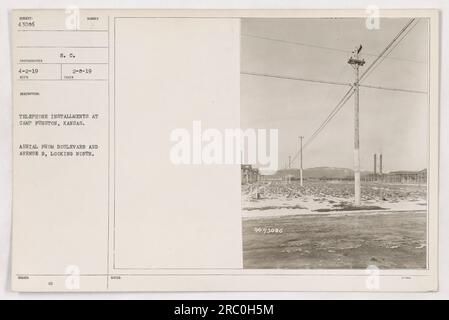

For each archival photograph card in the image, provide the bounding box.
[10,9,439,292]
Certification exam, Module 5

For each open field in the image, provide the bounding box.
[242,181,427,218]
[243,211,427,269]
[241,181,427,269]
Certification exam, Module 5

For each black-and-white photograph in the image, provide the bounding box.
[241,18,429,269]
[4,5,441,295]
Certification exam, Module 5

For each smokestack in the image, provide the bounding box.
[374,154,377,175]
[380,154,383,175]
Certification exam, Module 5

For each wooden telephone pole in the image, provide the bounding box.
[348,45,365,206]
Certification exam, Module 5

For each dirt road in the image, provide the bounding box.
[243,211,426,269]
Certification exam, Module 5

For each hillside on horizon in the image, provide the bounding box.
[272,167,372,179]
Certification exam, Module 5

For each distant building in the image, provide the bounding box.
[364,169,427,184]
[241,165,260,184]
[383,169,427,184]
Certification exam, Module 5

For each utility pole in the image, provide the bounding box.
[288,155,292,182]
[348,45,365,206]
[299,136,304,187]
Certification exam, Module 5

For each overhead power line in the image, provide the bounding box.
[288,18,419,166]
[242,32,426,65]
[360,19,420,82]
[359,83,427,95]
[360,18,417,81]
[241,71,349,87]
[241,71,427,95]
[242,33,350,54]
[289,87,355,165]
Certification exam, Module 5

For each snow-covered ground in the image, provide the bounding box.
[242,181,427,219]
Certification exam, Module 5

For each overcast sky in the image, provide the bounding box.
[241,18,429,173]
